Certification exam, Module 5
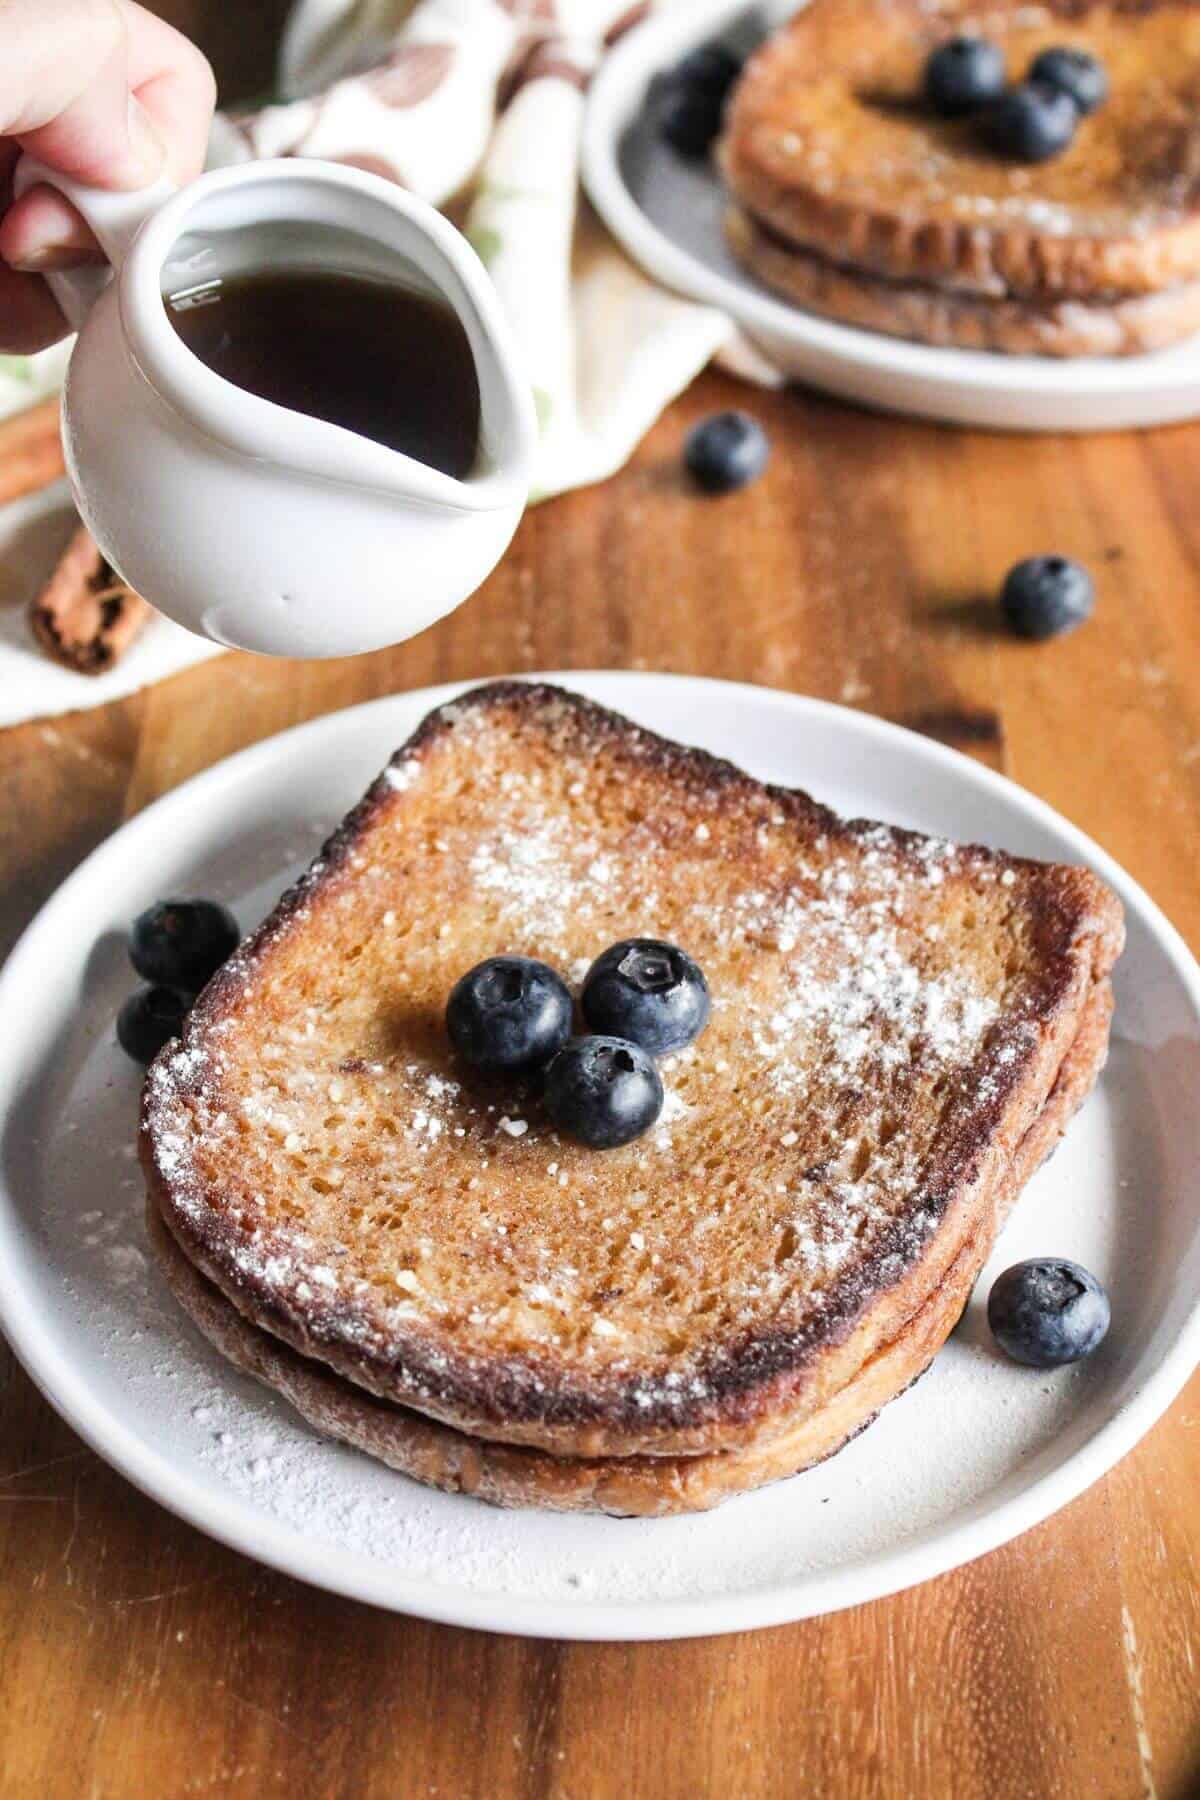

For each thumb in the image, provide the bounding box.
[5,3,164,191]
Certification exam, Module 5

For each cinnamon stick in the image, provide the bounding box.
[29,523,151,674]
[0,398,65,506]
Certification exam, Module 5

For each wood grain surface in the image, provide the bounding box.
[1,6,1199,1797]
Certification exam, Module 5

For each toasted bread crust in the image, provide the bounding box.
[720,0,1200,302]
[143,683,1124,1459]
[726,204,1200,355]
[147,979,1111,1514]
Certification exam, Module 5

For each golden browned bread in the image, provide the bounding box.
[147,977,1113,1514]
[719,0,1200,302]
[142,683,1123,1461]
[726,203,1200,354]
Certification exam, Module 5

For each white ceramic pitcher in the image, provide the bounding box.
[14,156,538,657]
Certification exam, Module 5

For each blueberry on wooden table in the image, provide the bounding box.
[1001,555,1095,639]
[684,412,770,494]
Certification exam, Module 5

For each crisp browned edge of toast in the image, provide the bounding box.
[145,978,1113,1515]
[718,0,1200,302]
[142,681,1125,1459]
[724,203,1200,357]
[144,1198,983,1514]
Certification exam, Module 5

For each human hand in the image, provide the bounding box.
[0,0,215,352]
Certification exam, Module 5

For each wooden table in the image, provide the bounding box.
[2,7,1199,1796]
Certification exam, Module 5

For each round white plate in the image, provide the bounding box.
[582,0,1200,433]
[2,673,1199,1641]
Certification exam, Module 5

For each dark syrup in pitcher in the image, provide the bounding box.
[165,268,481,479]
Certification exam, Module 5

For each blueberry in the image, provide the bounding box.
[684,412,770,494]
[543,1036,664,1149]
[117,985,189,1065]
[924,36,1007,116]
[447,955,572,1073]
[981,79,1078,162]
[672,44,742,101]
[582,939,710,1056]
[987,1258,1111,1367]
[1001,555,1094,640]
[130,898,240,993]
[659,85,724,158]
[1030,46,1108,115]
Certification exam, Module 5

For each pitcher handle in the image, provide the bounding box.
[12,157,179,330]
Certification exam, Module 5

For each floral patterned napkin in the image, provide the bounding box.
[0,0,764,722]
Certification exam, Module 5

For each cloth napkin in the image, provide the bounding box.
[0,0,765,725]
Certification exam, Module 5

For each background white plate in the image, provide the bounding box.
[582,0,1200,433]
[2,673,1199,1641]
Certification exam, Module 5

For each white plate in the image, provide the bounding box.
[582,0,1200,433]
[2,673,1199,1641]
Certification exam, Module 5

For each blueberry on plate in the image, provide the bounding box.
[987,1258,1111,1367]
[924,35,1006,116]
[543,1037,664,1150]
[684,412,770,494]
[130,898,240,993]
[672,43,742,101]
[1001,555,1095,640]
[659,84,725,158]
[1030,46,1109,115]
[582,939,710,1057]
[117,985,189,1065]
[981,79,1078,162]
[447,955,573,1073]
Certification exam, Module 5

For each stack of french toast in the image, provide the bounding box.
[143,685,1122,1514]
[719,0,1200,356]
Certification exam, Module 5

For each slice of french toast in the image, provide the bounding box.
[719,0,1200,303]
[142,682,1123,1461]
[148,979,1112,1514]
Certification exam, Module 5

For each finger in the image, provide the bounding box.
[124,2,217,183]
[2,3,215,270]
[16,3,218,191]
[0,184,103,271]
[0,0,165,190]
[0,263,69,353]
[16,53,165,195]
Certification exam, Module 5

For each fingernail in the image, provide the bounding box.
[126,96,166,181]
